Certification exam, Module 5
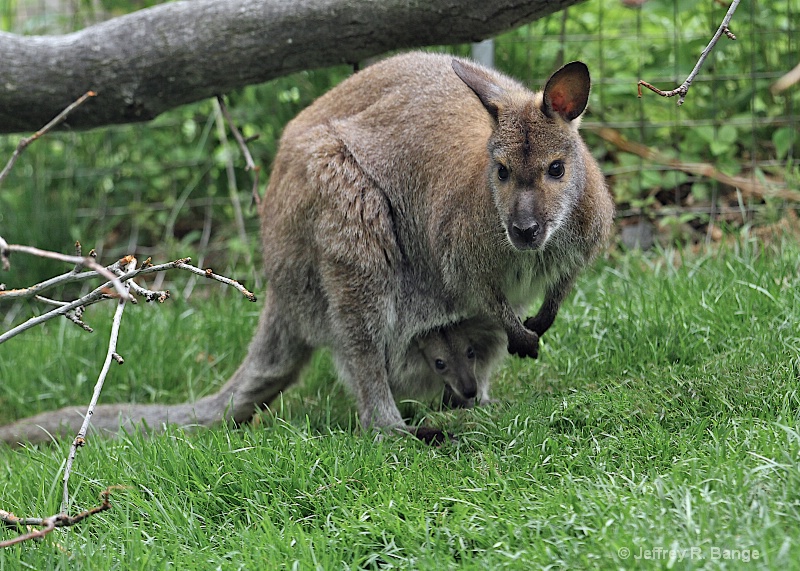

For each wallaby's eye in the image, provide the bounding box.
[497,164,509,181]
[466,347,476,360]
[435,359,446,370]
[548,160,565,179]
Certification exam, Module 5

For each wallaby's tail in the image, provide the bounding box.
[0,401,212,446]
[0,293,313,447]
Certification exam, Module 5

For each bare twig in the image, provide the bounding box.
[0,91,96,188]
[62,259,133,512]
[215,95,262,207]
[127,279,170,303]
[0,282,110,344]
[638,0,741,105]
[0,255,256,345]
[0,242,129,301]
[34,296,95,332]
[175,261,257,301]
[1,487,120,548]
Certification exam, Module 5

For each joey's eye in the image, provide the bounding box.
[435,359,446,371]
[497,164,509,181]
[548,160,565,179]
[466,347,476,360]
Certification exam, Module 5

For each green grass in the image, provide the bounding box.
[1,237,800,569]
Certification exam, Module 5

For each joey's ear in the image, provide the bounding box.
[542,61,591,123]
[452,59,505,120]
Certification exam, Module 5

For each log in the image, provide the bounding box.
[0,0,583,133]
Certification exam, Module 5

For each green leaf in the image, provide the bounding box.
[773,127,796,160]
[717,124,738,145]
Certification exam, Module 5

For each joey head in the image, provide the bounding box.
[404,316,507,410]
[416,326,480,405]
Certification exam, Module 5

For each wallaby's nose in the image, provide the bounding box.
[511,221,541,244]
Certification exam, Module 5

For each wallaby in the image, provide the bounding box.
[0,51,613,446]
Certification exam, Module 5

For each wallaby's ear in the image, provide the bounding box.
[452,59,505,120]
[542,61,590,122]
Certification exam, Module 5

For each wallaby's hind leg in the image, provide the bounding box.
[0,291,312,447]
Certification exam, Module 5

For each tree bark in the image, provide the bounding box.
[0,0,584,134]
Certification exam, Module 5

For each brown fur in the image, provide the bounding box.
[0,52,613,446]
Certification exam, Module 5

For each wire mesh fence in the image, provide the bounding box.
[0,0,798,291]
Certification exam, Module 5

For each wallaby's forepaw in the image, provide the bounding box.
[412,426,454,446]
[507,327,539,359]
[523,315,547,336]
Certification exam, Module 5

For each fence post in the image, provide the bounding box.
[471,39,494,68]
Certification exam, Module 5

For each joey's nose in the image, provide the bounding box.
[461,384,477,399]
[511,221,541,244]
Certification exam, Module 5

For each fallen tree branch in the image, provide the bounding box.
[591,126,800,202]
[1,487,121,548]
[637,0,741,105]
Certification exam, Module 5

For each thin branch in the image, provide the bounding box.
[173,261,257,301]
[0,257,256,345]
[216,95,262,207]
[34,295,70,307]
[62,263,131,512]
[127,279,170,303]
[637,0,741,105]
[34,296,95,332]
[0,282,109,344]
[0,242,129,301]
[0,91,96,188]
[0,262,99,300]
[1,487,120,548]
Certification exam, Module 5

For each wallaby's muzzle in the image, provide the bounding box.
[510,219,542,249]
[452,379,478,400]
